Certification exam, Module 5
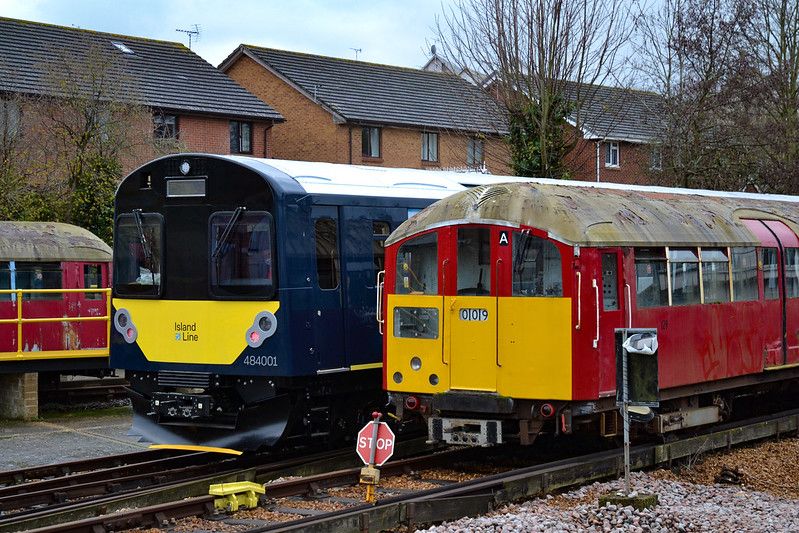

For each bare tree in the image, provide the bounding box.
[436,0,637,177]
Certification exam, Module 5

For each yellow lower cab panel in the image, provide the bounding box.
[386,294,448,393]
[387,294,572,400]
[496,297,572,400]
[114,299,280,365]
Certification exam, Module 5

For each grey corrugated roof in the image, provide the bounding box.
[564,81,663,143]
[232,46,507,134]
[0,17,283,121]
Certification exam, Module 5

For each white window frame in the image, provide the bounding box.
[605,141,620,168]
[651,145,662,171]
[0,100,21,143]
[421,131,439,162]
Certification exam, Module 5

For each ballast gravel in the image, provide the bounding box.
[417,470,799,532]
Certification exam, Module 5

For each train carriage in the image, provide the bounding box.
[382,181,799,446]
[0,221,112,373]
[110,154,533,453]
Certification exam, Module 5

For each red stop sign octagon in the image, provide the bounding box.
[356,421,395,466]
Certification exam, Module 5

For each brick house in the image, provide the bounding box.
[0,17,284,174]
[220,46,511,174]
[562,82,663,184]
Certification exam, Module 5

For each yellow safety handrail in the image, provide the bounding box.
[0,288,112,361]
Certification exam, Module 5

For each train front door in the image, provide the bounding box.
[448,227,497,392]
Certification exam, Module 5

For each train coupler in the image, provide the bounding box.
[209,481,264,512]
[429,417,502,446]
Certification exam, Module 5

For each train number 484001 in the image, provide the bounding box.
[243,355,279,367]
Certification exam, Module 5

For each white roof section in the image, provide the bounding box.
[226,156,799,205]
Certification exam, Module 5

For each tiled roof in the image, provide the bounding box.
[564,81,663,143]
[0,17,283,121]
[228,46,507,134]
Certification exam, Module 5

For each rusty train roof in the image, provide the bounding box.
[0,222,111,262]
[386,181,799,248]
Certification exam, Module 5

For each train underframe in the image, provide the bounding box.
[126,368,386,452]
[389,368,799,447]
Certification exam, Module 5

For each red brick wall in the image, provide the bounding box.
[226,55,512,175]
[177,115,274,158]
[566,136,656,185]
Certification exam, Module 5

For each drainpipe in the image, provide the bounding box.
[595,140,601,182]
[348,125,353,164]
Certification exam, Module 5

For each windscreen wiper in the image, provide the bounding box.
[132,209,155,287]
[212,206,246,259]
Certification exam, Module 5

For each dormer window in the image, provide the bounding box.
[111,41,134,54]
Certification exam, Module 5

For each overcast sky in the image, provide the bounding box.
[0,0,452,68]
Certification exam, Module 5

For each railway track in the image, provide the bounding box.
[14,408,798,533]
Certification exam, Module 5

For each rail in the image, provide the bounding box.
[0,288,112,361]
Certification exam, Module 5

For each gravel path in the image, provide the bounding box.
[418,437,799,533]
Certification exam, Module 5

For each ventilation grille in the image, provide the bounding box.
[157,371,211,388]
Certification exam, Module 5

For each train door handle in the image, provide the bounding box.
[375,270,385,335]
[575,272,582,330]
[592,278,599,349]
[496,258,502,368]
[625,283,632,328]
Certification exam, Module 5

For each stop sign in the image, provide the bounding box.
[356,420,395,466]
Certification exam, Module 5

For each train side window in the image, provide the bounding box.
[16,262,62,300]
[315,218,339,290]
[762,248,780,300]
[700,248,730,303]
[0,261,10,301]
[373,221,390,273]
[785,248,799,298]
[601,253,619,310]
[114,213,163,297]
[731,247,758,302]
[512,231,562,296]
[669,248,700,306]
[457,227,491,295]
[395,232,438,295]
[634,248,668,308]
[83,264,103,300]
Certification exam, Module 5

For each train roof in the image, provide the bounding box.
[386,181,799,248]
[0,221,111,262]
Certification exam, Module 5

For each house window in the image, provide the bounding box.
[651,145,662,171]
[421,132,439,162]
[0,100,21,143]
[605,141,620,168]
[362,126,381,158]
[468,138,484,166]
[229,121,252,154]
[153,113,177,140]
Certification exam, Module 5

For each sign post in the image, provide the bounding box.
[356,412,395,503]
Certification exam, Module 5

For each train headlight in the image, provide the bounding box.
[113,309,137,344]
[410,356,422,371]
[393,372,403,384]
[429,374,439,386]
[246,311,277,348]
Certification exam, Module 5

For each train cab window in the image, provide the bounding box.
[114,212,163,297]
[0,261,10,301]
[601,253,619,310]
[16,262,62,300]
[395,232,438,295]
[210,211,274,298]
[669,248,700,306]
[457,227,491,295]
[634,248,668,308]
[731,247,758,302]
[762,248,780,300]
[785,248,799,298]
[512,231,562,296]
[373,221,390,273]
[83,264,103,300]
[314,218,339,290]
[700,248,730,303]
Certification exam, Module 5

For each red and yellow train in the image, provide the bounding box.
[382,181,799,445]
[0,221,112,373]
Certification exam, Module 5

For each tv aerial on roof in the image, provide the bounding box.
[176,24,201,49]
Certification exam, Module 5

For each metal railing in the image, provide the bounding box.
[0,288,112,361]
